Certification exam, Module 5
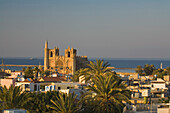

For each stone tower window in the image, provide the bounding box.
[68,52,70,57]
[50,51,53,57]
[56,50,59,56]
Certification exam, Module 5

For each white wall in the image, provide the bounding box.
[152,83,166,89]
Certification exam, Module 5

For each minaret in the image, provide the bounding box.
[44,40,49,70]
[160,62,163,69]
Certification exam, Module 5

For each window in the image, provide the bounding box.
[34,85,37,91]
[56,50,59,56]
[58,87,61,90]
[68,52,70,57]
[50,51,53,57]
[38,85,40,91]
[25,84,29,88]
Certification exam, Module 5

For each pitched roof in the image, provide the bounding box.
[149,75,154,77]
[151,78,165,83]
[23,78,33,82]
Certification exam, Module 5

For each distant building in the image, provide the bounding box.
[157,104,170,113]
[129,73,139,80]
[163,75,170,82]
[11,71,24,77]
[151,78,168,97]
[38,77,66,83]
[0,72,10,79]
[59,89,85,100]
[5,69,12,74]
[44,41,89,74]
[15,78,33,92]
[30,77,67,92]
[0,78,16,89]
[3,109,27,113]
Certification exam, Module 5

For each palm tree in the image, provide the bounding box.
[47,92,80,113]
[73,59,112,83]
[33,67,40,78]
[72,68,89,82]
[82,73,130,113]
[0,85,32,111]
[87,59,111,75]
[158,96,170,103]
[25,91,59,113]
[24,67,34,79]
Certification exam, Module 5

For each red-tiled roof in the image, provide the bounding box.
[40,77,66,82]
[149,75,154,77]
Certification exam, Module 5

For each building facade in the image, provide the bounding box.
[44,41,88,74]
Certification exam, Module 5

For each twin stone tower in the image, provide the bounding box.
[44,41,89,75]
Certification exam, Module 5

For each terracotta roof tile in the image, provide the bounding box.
[41,77,66,82]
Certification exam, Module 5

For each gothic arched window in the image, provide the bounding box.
[50,51,53,57]
[68,52,70,57]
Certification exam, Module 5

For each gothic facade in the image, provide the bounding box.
[44,41,88,74]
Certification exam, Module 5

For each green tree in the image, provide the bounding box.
[152,68,166,79]
[44,70,51,77]
[0,85,32,111]
[144,64,155,76]
[158,96,170,103]
[47,92,80,113]
[82,73,130,113]
[25,91,59,113]
[72,68,89,82]
[166,67,170,75]
[87,59,111,75]
[75,59,112,83]
[22,67,26,71]
[33,67,40,78]
[136,65,143,76]
[24,67,34,79]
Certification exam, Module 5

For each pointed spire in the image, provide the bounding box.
[68,46,70,50]
[45,40,48,48]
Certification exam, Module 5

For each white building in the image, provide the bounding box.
[151,78,168,97]
[59,89,85,99]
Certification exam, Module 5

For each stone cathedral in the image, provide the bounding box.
[44,41,89,74]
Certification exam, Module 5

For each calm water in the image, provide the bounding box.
[1,57,170,72]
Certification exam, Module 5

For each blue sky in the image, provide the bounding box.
[0,0,170,58]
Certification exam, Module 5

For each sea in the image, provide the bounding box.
[1,57,170,73]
